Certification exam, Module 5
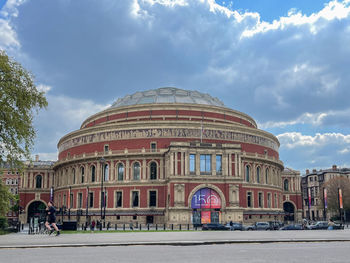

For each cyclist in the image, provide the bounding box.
[45,201,60,236]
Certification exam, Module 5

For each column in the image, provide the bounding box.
[142,159,146,180]
[196,154,200,175]
[228,153,232,176]
[170,152,174,176]
[30,172,33,189]
[160,158,164,179]
[174,152,178,176]
[235,153,238,177]
[212,153,216,176]
[111,161,115,181]
[184,152,188,175]
[180,152,184,176]
[125,160,130,181]
[238,154,242,178]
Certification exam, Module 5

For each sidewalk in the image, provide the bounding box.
[1,229,350,249]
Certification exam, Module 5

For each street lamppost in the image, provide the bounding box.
[100,157,105,230]
[86,186,89,225]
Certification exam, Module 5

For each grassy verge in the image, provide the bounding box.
[0,229,11,235]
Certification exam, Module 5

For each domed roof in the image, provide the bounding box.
[110,87,225,108]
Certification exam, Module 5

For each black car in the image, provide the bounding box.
[202,223,230,231]
[280,224,303,230]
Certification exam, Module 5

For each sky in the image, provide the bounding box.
[1,0,350,174]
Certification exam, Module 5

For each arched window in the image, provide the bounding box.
[36,175,42,188]
[104,164,109,182]
[284,179,289,191]
[81,167,85,183]
[256,167,260,183]
[265,168,269,184]
[72,168,76,184]
[91,165,96,182]
[245,165,250,182]
[150,162,157,180]
[117,163,124,181]
[133,162,140,180]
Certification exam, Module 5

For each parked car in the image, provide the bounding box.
[225,222,244,231]
[308,221,329,230]
[255,222,271,230]
[268,221,283,230]
[243,224,256,231]
[202,223,230,231]
[280,224,303,230]
[244,222,270,231]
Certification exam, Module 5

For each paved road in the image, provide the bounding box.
[1,229,350,248]
[1,242,349,263]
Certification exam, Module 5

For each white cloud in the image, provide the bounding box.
[0,18,20,49]
[2,0,350,171]
[277,132,350,149]
[277,131,350,171]
[241,0,350,38]
[37,84,51,93]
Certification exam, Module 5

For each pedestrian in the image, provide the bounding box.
[91,220,96,231]
[328,219,335,230]
[45,201,60,236]
[229,220,233,231]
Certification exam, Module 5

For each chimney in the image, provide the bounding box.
[35,155,39,162]
[312,169,317,173]
[332,165,337,170]
[306,169,309,174]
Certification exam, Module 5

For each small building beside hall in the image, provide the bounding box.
[281,168,303,222]
[9,87,303,226]
[0,163,21,226]
[301,165,350,221]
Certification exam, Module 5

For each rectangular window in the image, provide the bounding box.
[151,142,157,152]
[247,192,252,208]
[104,145,109,153]
[70,193,74,208]
[200,154,211,173]
[149,191,157,207]
[116,191,122,208]
[63,194,67,207]
[274,193,277,208]
[267,193,271,208]
[78,193,83,208]
[258,192,263,208]
[132,191,139,207]
[189,154,196,174]
[216,155,222,174]
[89,192,94,208]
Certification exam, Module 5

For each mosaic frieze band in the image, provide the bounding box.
[59,128,279,153]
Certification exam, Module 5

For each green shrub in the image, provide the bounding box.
[0,216,8,230]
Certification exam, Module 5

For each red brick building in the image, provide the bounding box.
[17,87,303,225]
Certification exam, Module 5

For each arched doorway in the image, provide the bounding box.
[27,201,47,223]
[283,202,295,222]
[191,188,221,225]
